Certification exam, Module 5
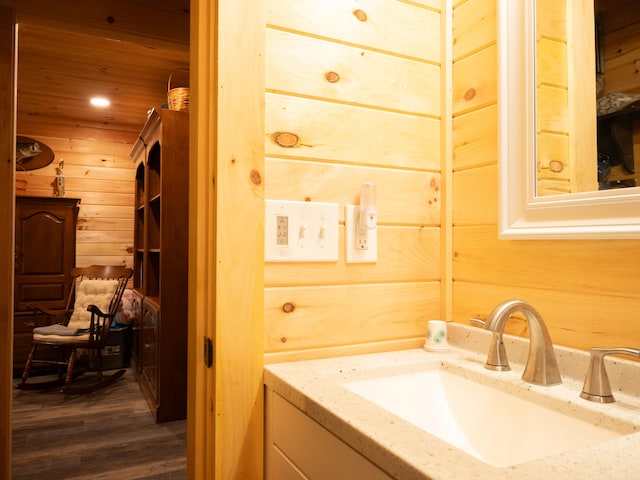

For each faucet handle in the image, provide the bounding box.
[580,347,640,403]
[469,317,485,328]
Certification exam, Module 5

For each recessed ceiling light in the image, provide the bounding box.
[90,97,110,107]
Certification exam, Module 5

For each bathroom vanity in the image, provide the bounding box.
[264,324,640,479]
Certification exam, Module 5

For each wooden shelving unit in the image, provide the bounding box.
[130,108,188,423]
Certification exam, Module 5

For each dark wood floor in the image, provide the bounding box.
[11,368,187,480]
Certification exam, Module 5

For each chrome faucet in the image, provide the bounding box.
[580,347,640,403]
[482,299,562,386]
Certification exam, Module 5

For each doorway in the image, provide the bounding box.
[4,3,190,477]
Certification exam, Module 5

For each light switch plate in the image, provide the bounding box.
[345,205,378,263]
[265,200,339,262]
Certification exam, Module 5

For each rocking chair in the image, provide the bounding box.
[16,265,133,394]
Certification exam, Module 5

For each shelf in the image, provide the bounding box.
[134,250,144,290]
[148,142,161,199]
[135,162,145,209]
[147,250,160,297]
[135,208,144,251]
[148,199,160,251]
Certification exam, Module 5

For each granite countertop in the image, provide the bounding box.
[264,324,640,480]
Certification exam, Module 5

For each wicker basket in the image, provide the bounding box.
[167,68,190,112]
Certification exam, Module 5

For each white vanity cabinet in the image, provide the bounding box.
[265,387,393,480]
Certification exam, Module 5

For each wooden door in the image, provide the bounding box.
[0,6,15,478]
[188,0,265,477]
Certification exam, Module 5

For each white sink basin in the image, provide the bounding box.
[344,366,633,468]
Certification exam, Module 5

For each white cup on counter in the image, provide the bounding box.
[424,320,449,352]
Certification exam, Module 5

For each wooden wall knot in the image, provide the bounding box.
[272,131,299,148]
[282,302,295,313]
[429,177,440,205]
[353,9,367,22]
[549,160,564,173]
[325,71,340,83]
[250,169,262,186]
[463,88,476,101]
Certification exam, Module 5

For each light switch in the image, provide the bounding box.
[265,200,339,262]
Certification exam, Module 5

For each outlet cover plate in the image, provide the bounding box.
[345,205,378,263]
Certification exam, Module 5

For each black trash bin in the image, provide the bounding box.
[88,325,131,370]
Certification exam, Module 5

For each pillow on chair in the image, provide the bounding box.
[32,279,120,342]
[67,279,120,330]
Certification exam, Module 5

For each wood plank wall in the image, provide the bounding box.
[264,0,444,362]
[16,136,135,268]
[536,0,598,195]
[595,0,640,181]
[536,0,571,195]
[596,0,640,95]
[452,0,640,350]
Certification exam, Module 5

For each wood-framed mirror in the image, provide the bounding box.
[498,0,640,239]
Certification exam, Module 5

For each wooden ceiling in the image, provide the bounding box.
[8,0,190,144]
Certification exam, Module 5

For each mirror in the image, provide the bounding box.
[498,0,640,239]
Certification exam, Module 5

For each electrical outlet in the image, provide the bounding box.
[345,205,377,263]
[265,200,339,262]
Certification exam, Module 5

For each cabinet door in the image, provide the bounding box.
[14,198,78,312]
[130,290,143,372]
[141,299,159,399]
[13,197,79,373]
[266,389,393,480]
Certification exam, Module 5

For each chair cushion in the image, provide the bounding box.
[33,323,78,336]
[33,332,90,343]
[67,279,119,330]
